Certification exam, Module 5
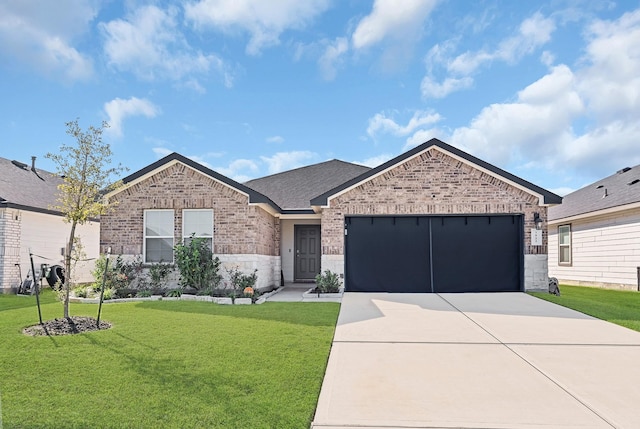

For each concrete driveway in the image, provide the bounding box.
[312,293,640,429]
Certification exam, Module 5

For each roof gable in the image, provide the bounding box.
[108,152,282,212]
[549,163,640,221]
[244,159,370,210]
[0,156,65,214]
[311,138,562,207]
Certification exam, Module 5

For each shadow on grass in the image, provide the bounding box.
[133,300,340,327]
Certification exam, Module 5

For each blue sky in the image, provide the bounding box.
[1,0,639,196]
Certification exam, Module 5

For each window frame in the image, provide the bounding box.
[143,209,175,264]
[558,224,572,266]
[182,209,214,250]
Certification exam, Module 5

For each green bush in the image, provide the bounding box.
[92,254,144,291]
[226,266,258,298]
[148,262,173,289]
[315,270,342,293]
[174,236,222,291]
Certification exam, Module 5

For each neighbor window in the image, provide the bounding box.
[144,210,174,263]
[182,209,213,249]
[558,224,571,265]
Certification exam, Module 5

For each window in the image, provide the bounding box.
[144,210,174,263]
[558,224,571,265]
[183,209,213,249]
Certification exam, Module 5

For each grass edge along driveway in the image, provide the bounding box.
[0,292,339,429]
[530,284,640,332]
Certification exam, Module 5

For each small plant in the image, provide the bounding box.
[226,267,258,298]
[174,236,222,291]
[136,290,152,298]
[148,262,173,289]
[92,254,144,291]
[167,289,183,298]
[315,270,342,294]
[102,287,116,300]
[73,286,88,298]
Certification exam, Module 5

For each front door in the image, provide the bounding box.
[294,225,321,281]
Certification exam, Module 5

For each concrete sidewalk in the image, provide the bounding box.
[312,293,640,429]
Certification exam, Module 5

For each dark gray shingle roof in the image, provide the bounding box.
[549,164,640,220]
[244,160,371,210]
[0,157,64,214]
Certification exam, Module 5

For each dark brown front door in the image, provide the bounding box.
[294,225,321,281]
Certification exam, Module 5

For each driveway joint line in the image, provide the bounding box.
[436,293,618,429]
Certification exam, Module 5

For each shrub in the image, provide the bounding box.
[174,236,222,291]
[315,270,342,293]
[148,262,173,289]
[92,254,144,291]
[136,290,152,298]
[73,286,88,298]
[226,267,258,298]
[167,289,182,298]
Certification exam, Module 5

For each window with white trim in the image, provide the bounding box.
[558,224,571,265]
[144,210,174,263]
[182,209,213,250]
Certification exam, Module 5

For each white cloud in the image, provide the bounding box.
[318,37,349,80]
[351,0,437,50]
[367,110,442,140]
[152,147,173,157]
[184,0,330,55]
[104,97,160,138]
[266,135,284,144]
[101,5,232,87]
[422,12,556,99]
[448,12,556,75]
[0,0,95,81]
[421,76,473,99]
[353,154,394,168]
[549,187,575,197]
[215,158,260,182]
[260,151,317,174]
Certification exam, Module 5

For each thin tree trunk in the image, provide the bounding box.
[64,221,77,318]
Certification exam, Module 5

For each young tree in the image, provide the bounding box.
[46,119,126,318]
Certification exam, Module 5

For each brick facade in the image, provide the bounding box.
[101,163,278,257]
[0,208,21,292]
[322,149,547,255]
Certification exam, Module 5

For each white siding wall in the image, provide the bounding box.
[280,218,321,282]
[549,207,640,289]
[19,211,100,285]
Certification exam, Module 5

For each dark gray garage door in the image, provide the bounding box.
[344,215,523,293]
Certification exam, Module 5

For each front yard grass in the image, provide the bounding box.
[530,285,640,332]
[0,291,339,428]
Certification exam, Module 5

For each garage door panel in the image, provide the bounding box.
[345,215,523,293]
[345,217,430,292]
[431,215,521,293]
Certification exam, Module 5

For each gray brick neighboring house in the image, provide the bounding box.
[0,157,100,293]
[548,164,640,290]
[101,138,561,292]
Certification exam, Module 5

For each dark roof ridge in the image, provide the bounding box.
[244,158,368,184]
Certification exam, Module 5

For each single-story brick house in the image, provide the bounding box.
[548,164,640,290]
[0,156,99,293]
[100,138,561,292]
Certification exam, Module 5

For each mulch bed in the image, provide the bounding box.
[23,316,112,336]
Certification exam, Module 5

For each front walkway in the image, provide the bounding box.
[266,283,343,303]
[312,292,640,429]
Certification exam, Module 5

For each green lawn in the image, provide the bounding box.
[0,291,340,428]
[530,285,640,332]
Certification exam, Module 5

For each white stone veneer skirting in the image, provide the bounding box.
[217,254,281,291]
[524,254,548,291]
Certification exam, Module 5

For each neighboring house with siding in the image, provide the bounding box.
[0,156,100,293]
[100,138,561,293]
[548,164,640,290]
